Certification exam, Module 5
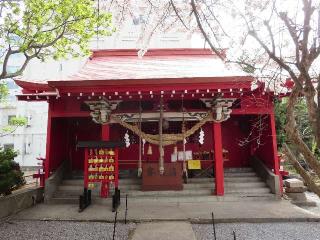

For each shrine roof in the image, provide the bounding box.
[15,48,253,91]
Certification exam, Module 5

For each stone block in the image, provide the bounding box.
[285,186,307,193]
[292,201,318,207]
[286,192,307,201]
[284,179,304,188]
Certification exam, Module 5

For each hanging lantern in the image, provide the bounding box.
[199,128,204,145]
[147,144,153,155]
[142,139,146,155]
[124,131,130,148]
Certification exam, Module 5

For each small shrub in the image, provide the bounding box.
[0,148,25,196]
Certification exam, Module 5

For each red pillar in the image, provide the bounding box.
[45,102,52,180]
[213,122,224,196]
[101,124,110,197]
[101,124,110,141]
[269,114,279,173]
[269,113,282,194]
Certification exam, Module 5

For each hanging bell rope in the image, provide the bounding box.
[181,96,187,177]
[159,97,164,174]
[110,111,215,146]
[137,100,143,177]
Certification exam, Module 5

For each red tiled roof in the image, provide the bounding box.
[15,48,253,91]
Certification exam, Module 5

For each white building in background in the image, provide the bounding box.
[0,97,47,166]
[0,4,203,166]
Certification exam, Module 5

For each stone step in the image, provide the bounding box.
[224,172,257,177]
[224,168,254,173]
[122,189,214,197]
[61,178,264,188]
[187,178,215,183]
[54,190,100,198]
[62,179,83,186]
[225,176,262,183]
[225,181,267,188]
[58,182,268,193]
[61,179,142,187]
[188,176,262,183]
[225,187,270,194]
[183,181,266,189]
[119,178,141,184]
[48,193,277,205]
[58,185,83,191]
[118,184,141,190]
[47,197,79,205]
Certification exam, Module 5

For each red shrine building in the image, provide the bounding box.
[15,48,281,202]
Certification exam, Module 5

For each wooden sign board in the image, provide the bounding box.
[187,160,201,170]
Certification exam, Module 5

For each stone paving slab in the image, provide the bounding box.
[9,199,320,223]
[132,222,196,240]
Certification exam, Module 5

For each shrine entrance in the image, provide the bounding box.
[83,95,237,196]
[16,48,280,204]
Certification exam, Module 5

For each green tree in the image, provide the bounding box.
[0,81,9,101]
[0,115,28,137]
[0,148,25,196]
[0,0,113,80]
[274,99,287,148]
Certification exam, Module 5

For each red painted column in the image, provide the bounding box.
[269,113,279,173]
[213,122,224,196]
[101,124,110,141]
[269,113,282,194]
[45,102,52,180]
[101,124,110,198]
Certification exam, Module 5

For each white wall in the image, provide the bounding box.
[0,100,48,166]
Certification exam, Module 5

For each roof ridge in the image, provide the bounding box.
[91,48,225,58]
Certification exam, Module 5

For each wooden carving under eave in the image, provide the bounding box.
[85,99,121,124]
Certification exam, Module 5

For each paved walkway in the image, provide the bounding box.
[132,222,196,240]
[11,199,320,223]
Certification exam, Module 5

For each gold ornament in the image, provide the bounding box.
[109,164,115,172]
[99,149,104,155]
[108,149,115,156]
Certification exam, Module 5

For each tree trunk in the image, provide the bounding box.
[303,86,320,149]
[283,143,320,198]
[285,87,320,178]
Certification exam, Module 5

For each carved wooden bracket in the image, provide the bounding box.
[200,98,236,121]
[85,99,121,124]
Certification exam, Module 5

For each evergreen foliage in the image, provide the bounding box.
[0,148,25,196]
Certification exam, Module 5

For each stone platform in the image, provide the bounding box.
[11,198,320,223]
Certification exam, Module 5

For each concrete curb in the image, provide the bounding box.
[0,187,44,219]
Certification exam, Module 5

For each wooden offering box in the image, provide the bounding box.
[142,162,183,191]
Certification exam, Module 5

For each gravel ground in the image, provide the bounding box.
[0,220,136,240]
[192,223,320,240]
[2,220,320,240]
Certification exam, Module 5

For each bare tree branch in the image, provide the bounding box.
[190,0,224,60]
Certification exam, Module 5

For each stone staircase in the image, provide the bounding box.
[48,167,276,204]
